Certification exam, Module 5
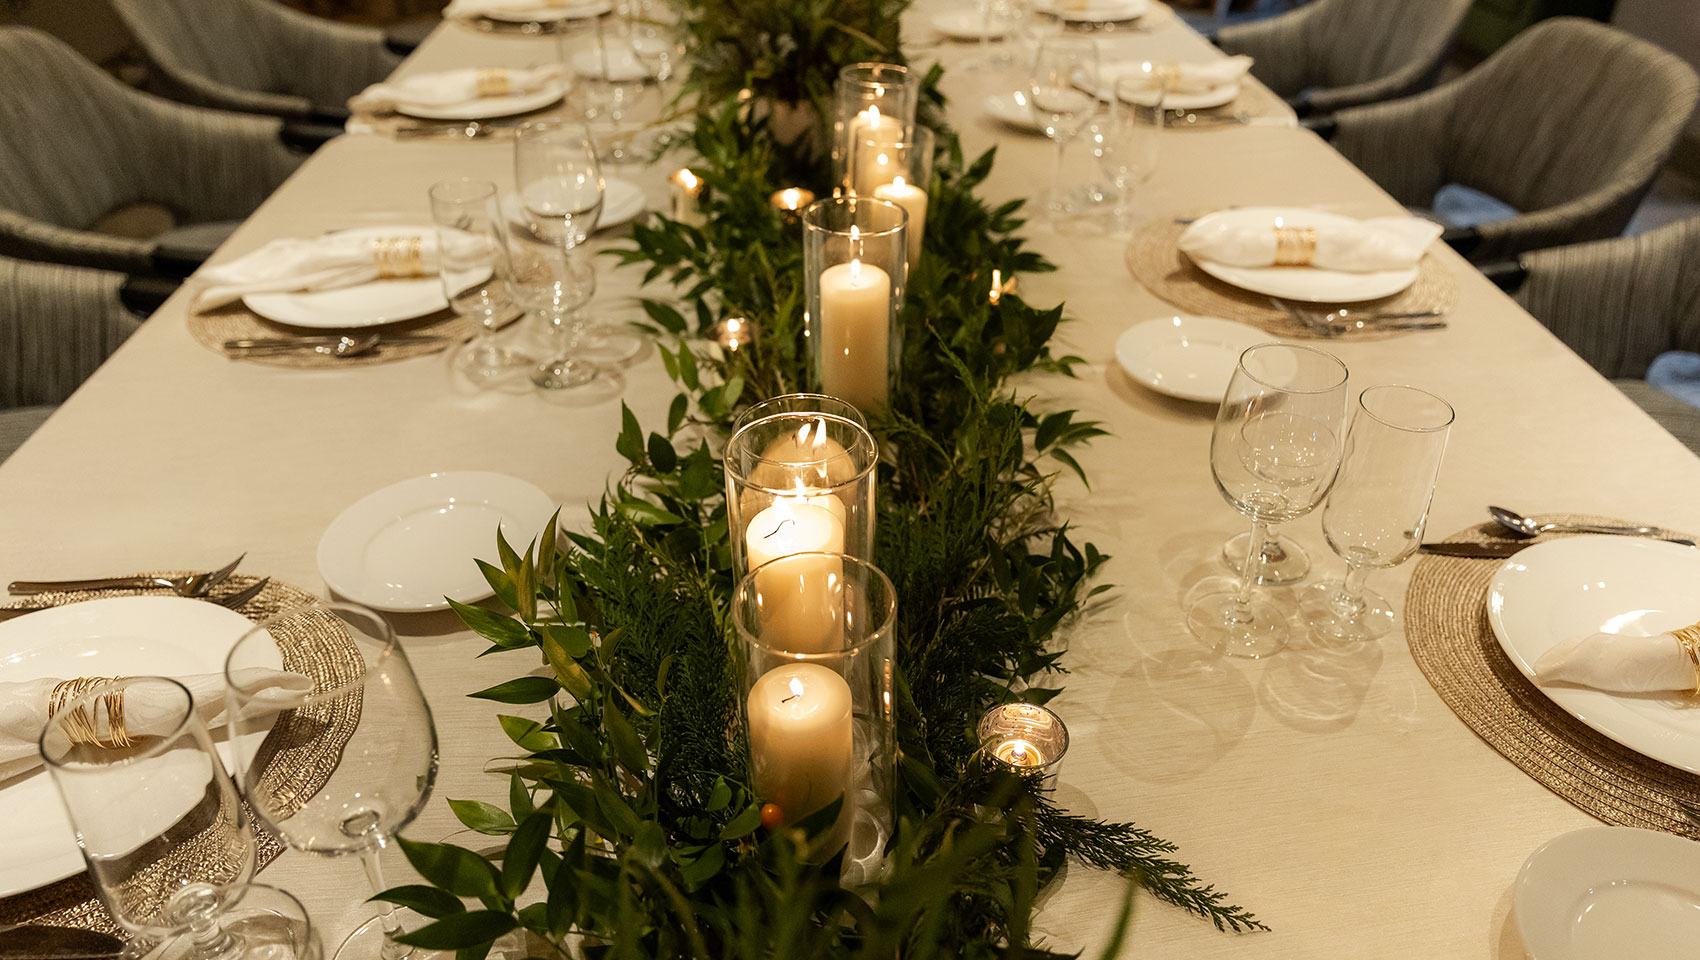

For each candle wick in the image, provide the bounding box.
[762,518,796,540]
[781,693,800,703]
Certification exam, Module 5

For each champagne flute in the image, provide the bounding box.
[514,119,604,391]
[1029,36,1098,223]
[1187,343,1349,658]
[1301,385,1455,642]
[224,602,439,960]
[428,178,523,387]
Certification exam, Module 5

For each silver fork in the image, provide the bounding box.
[8,554,245,597]
[1270,297,1448,337]
[0,577,268,621]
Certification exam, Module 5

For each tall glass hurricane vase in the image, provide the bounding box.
[1187,344,1349,658]
[831,63,919,198]
[1301,385,1455,642]
[224,602,439,960]
[802,197,907,416]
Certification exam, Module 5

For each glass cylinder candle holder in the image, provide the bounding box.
[725,393,877,576]
[847,123,934,273]
[831,63,918,197]
[977,702,1069,783]
[734,552,896,881]
[802,197,906,416]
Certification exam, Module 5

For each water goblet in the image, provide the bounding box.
[1082,73,1161,232]
[1029,37,1098,223]
[1187,343,1349,658]
[514,119,604,391]
[428,178,523,387]
[1301,384,1455,642]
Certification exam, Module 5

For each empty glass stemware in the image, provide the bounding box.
[1301,385,1455,642]
[428,178,523,387]
[1187,343,1349,659]
[1083,73,1161,232]
[1029,36,1098,223]
[513,119,604,391]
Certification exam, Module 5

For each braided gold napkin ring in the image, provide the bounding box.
[48,676,133,748]
[1152,64,1182,91]
[371,236,424,278]
[476,69,511,98]
[1671,624,1700,694]
[1273,226,1317,266]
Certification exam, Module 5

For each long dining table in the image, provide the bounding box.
[5,4,1699,957]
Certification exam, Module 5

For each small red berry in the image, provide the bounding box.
[759,803,783,830]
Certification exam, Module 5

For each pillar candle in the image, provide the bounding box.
[849,107,900,196]
[872,176,927,272]
[818,259,891,413]
[747,662,853,825]
[745,499,846,654]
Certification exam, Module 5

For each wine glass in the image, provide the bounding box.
[1030,37,1098,224]
[39,676,271,956]
[428,178,523,387]
[1187,343,1349,658]
[224,602,439,960]
[514,119,604,391]
[1082,73,1161,232]
[1301,385,1455,642]
[569,16,651,165]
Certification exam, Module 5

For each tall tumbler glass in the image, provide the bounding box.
[224,602,439,960]
[41,677,256,951]
[1029,37,1098,223]
[802,197,907,416]
[1187,343,1349,659]
[1301,385,1455,642]
[428,178,523,386]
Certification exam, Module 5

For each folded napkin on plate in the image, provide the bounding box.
[1100,56,1253,96]
[0,668,311,783]
[194,228,485,309]
[443,0,605,18]
[1048,0,1144,20]
[350,66,560,112]
[1179,215,1442,272]
[1534,627,1700,693]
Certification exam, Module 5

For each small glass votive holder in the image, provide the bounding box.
[846,123,934,272]
[668,168,705,227]
[714,316,756,353]
[770,187,816,214]
[725,394,877,575]
[831,63,918,196]
[734,552,896,879]
[977,702,1069,782]
[802,197,907,415]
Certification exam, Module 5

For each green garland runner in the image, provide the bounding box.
[372,20,1264,959]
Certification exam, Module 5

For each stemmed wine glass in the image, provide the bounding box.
[1029,36,1098,223]
[1187,343,1349,658]
[428,178,523,387]
[1082,73,1162,232]
[224,602,439,960]
[513,119,604,391]
[1301,385,1455,642]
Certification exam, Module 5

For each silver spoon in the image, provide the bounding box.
[1487,505,1694,545]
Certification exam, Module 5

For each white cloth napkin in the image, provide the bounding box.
[194,228,484,309]
[350,66,560,112]
[1534,631,1698,693]
[443,0,607,18]
[1179,215,1442,272]
[1098,56,1253,97]
[569,46,655,82]
[0,668,311,783]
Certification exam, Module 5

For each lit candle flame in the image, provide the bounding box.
[676,169,700,192]
[849,258,862,284]
[891,175,906,190]
[782,188,801,209]
[788,677,805,698]
[866,104,882,128]
[1011,741,1027,763]
[989,268,1003,304]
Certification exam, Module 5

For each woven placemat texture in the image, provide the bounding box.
[1124,216,1457,338]
[1406,517,1700,836]
[187,306,469,369]
[0,577,361,933]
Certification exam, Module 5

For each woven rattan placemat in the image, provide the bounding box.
[0,577,361,933]
[187,306,469,369]
[1406,517,1700,837]
[1124,217,1457,338]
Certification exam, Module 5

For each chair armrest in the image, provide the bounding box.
[1441,225,1481,258]
[120,274,180,317]
[1466,183,1650,263]
[1330,90,1453,208]
[1476,259,1528,294]
[280,119,346,153]
[1300,112,1335,138]
[0,210,155,275]
[146,64,315,120]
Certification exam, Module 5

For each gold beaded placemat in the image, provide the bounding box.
[0,577,362,934]
[1405,517,1700,837]
[1124,217,1457,338]
[187,305,470,369]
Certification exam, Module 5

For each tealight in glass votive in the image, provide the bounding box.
[668,168,705,227]
[977,702,1069,782]
[831,63,918,198]
[770,187,816,215]
[734,552,896,881]
[725,393,877,576]
[802,197,907,415]
[846,123,934,272]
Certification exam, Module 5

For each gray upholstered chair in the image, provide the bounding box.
[1217,0,1472,114]
[1505,216,1700,454]
[0,27,303,277]
[110,0,401,121]
[1323,17,1699,263]
[0,257,145,464]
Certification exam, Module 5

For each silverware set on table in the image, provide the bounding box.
[1269,296,1448,336]
[1418,506,1696,558]
[1,554,267,619]
[224,333,455,359]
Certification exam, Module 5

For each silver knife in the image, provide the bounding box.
[224,335,450,351]
[1419,541,1529,558]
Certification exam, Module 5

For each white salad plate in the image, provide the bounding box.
[241,227,490,329]
[1515,826,1700,960]
[396,82,564,120]
[1036,0,1148,21]
[0,596,279,897]
[1487,535,1700,773]
[983,91,1046,133]
[317,471,557,613]
[1183,207,1423,303]
[1114,315,1272,403]
[931,10,1014,39]
[475,0,612,23]
[502,177,648,239]
[1122,81,1239,111]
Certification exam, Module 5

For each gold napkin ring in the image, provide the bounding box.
[372,236,424,278]
[1273,226,1317,266]
[1672,624,1700,694]
[48,676,132,748]
[476,69,510,98]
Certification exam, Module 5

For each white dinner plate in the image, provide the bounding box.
[983,91,1045,133]
[0,597,280,897]
[1123,81,1239,111]
[931,10,1014,39]
[1184,207,1422,303]
[1487,535,1700,773]
[1037,0,1148,21]
[475,0,611,23]
[1515,826,1700,959]
[396,82,564,120]
[317,471,557,613]
[502,177,648,238]
[241,227,492,329]
[1114,315,1272,403]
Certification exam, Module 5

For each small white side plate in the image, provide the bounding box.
[1515,826,1700,959]
[983,91,1045,133]
[1123,81,1239,111]
[1488,535,1700,773]
[241,227,491,330]
[397,82,564,120]
[1037,0,1149,21]
[477,0,611,22]
[1184,206,1422,303]
[0,597,279,897]
[1114,315,1272,403]
[317,471,557,613]
[932,10,1013,39]
[503,177,648,237]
